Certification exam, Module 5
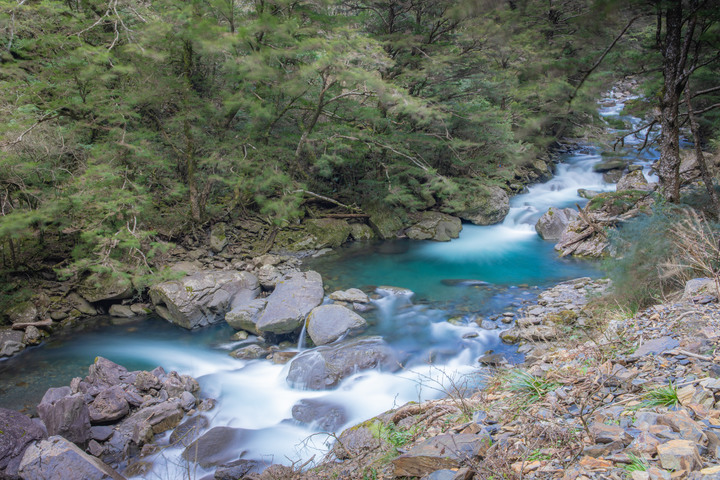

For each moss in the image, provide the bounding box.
[587,190,651,214]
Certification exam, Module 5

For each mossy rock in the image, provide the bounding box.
[593,160,627,173]
[546,310,578,325]
[587,190,653,216]
[304,218,352,248]
[366,204,408,240]
[439,180,509,226]
[78,272,133,303]
[349,223,376,241]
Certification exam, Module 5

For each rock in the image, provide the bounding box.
[214,460,262,480]
[349,223,375,241]
[304,218,352,249]
[377,286,414,297]
[333,422,382,459]
[18,436,124,480]
[181,426,249,468]
[256,265,283,289]
[617,170,653,191]
[367,204,407,240]
[440,279,490,287]
[78,272,133,303]
[682,278,717,301]
[209,222,228,253]
[67,292,97,316]
[134,371,161,392]
[22,325,42,345]
[392,433,492,477]
[225,299,267,333]
[0,329,25,357]
[629,336,679,360]
[406,211,462,242]
[108,304,134,318]
[657,411,706,444]
[149,271,260,329]
[442,184,510,226]
[329,288,370,303]
[229,344,270,360]
[89,386,130,424]
[306,304,367,346]
[169,261,204,275]
[86,357,131,387]
[535,207,579,241]
[291,399,347,431]
[90,426,114,442]
[169,415,210,446]
[555,219,609,257]
[7,301,37,325]
[287,337,399,390]
[255,271,324,335]
[578,189,601,199]
[657,439,702,472]
[36,389,91,444]
[603,169,624,183]
[500,325,558,343]
[593,159,627,173]
[0,408,47,479]
[477,353,507,366]
[590,423,633,445]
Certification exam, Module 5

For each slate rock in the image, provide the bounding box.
[181,426,250,468]
[657,439,702,472]
[0,408,47,479]
[629,336,679,361]
[18,436,124,480]
[306,304,367,346]
[292,399,347,431]
[392,433,492,477]
[36,389,91,445]
[169,415,210,446]
[255,271,324,335]
[89,386,130,424]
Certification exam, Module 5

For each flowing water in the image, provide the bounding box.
[0,89,652,478]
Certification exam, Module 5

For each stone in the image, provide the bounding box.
[86,357,131,387]
[209,222,228,253]
[589,423,633,445]
[477,353,507,366]
[225,299,267,333]
[657,439,702,472]
[406,211,462,242]
[287,337,399,390]
[229,344,270,360]
[0,329,25,357]
[376,286,414,297]
[0,408,47,479]
[78,272,133,303]
[90,426,114,442]
[214,459,262,480]
[682,278,718,301]
[306,304,367,346]
[304,218,352,249]
[333,423,382,459]
[256,264,283,289]
[329,288,370,303]
[108,304,134,318]
[7,301,37,325]
[67,292,97,316]
[442,184,510,226]
[392,433,492,477]
[578,189,601,199]
[657,411,706,444]
[22,325,42,345]
[629,336,680,360]
[500,325,558,343]
[149,271,260,329]
[593,159,627,173]
[169,415,210,446]
[292,399,347,431]
[18,436,124,480]
[617,170,653,191]
[367,204,407,240]
[134,371,161,392]
[255,271,324,335]
[535,207,579,241]
[349,223,375,242]
[628,431,662,456]
[89,386,130,424]
[36,389,91,445]
[181,426,250,468]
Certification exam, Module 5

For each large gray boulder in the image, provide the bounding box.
[255,271,324,335]
[441,184,510,226]
[329,288,370,303]
[36,388,91,445]
[18,436,124,480]
[149,271,260,329]
[306,305,367,346]
[286,337,399,390]
[406,212,462,242]
[181,426,250,468]
[292,399,347,431]
[0,329,25,358]
[616,170,653,191]
[535,207,579,241]
[78,272,133,304]
[88,386,129,424]
[225,298,267,333]
[0,408,47,479]
[6,301,37,325]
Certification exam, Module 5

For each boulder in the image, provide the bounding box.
[229,344,270,360]
[18,436,124,480]
[256,265,283,289]
[593,159,627,173]
[168,261,203,275]
[214,459,262,480]
[36,389,91,445]
[555,219,609,258]
[22,326,42,346]
[7,302,37,325]
[209,222,228,253]
[0,330,25,357]
[108,304,134,318]
[682,278,718,301]
[255,271,323,335]
[367,204,407,240]
[225,299,267,333]
[392,433,492,477]
[329,289,370,303]
[169,415,210,446]
[181,426,250,468]
[67,292,98,316]
[78,272,133,304]
[333,422,383,459]
[86,357,132,387]
[535,207,579,241]
[292,399,348,431]
[88,386,129,424]
[349,223,375,241]
[0,408,47,479]
[304,218,352,248]
[286,337,399,390]
[657,439,702,472]
[149,271,260,329]
[406,212,462,242]
[617,170,653,191]
[306,305,367,346]
[578,189,601,199]
[441,183,510,226]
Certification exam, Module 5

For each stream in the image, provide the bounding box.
[0,88,655,478]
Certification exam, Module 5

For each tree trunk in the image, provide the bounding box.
[657,2,684,203]
[685,84,720,217]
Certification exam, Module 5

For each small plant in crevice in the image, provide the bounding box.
[639,383,680,409]
[624,452,649,473]
[505,369,559,405]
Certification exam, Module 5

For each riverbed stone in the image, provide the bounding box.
[306,304,367,346]
[349,223,375,241]
[0,408,47,479]
[0,329,25,357]
[181,426,249,468]
[150,271,260,329]
[209,222,228,253]
[169,415,209,446]
[304,218,352,249]
[108,304,134,318]
[36,389,91,445]
[7,301,37,325]
[225,298,267,333]
[617,170,653,191]
[287,336,399,390]
[329,288,370,303]
[255,271,324,335]
[89,386,129,424]
[292,399,348,431]
[78,272,133,304]
[442,184,510,226]
[593,159,627,173]
[367,204,407,240]
[535,207,579,240]
[406,211,462,242]
[18,436,124,480]
[229,344,270,360]
[67,292,98,316]
[392,433,492,477]
[657,439,702,471]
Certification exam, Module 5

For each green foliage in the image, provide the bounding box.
[624,453,649,473]
[640,383,680,409]
[368,420,416,449]
[505,369,559,404]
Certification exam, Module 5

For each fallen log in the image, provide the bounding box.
[11,318,53,330]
